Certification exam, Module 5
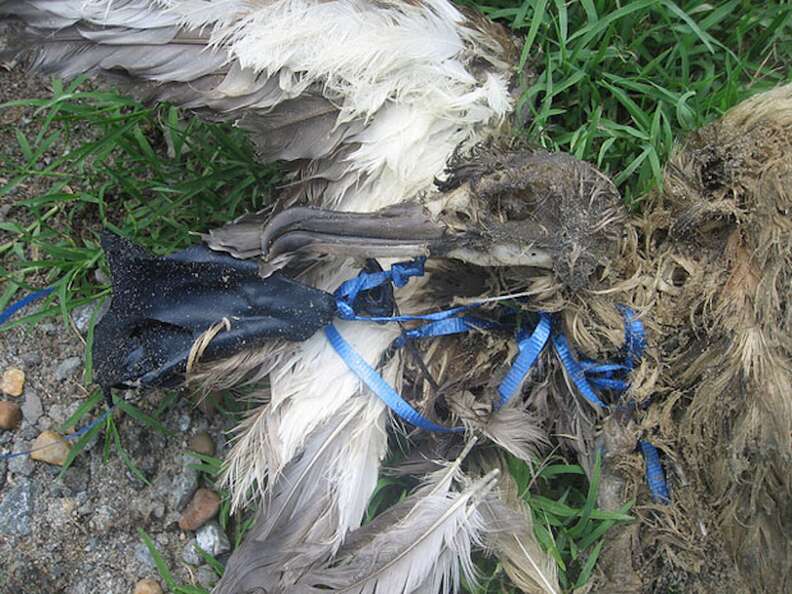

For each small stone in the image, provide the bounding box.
[30,431,70,466]
[20,352,42,367]
[62,497,78,515]
[8,438,33,477]
[178,488,221,531]
[48,403,73,426]
[0,401,22,430]
[196,565,219,589]
[196,521,231,556]
[37,415,53,431]
[89,504,114,533]
[1,368,25,396]
[0,480,32,536]
[55,357,82,381]
[181,539,201,566]
[133,578,163,594]
[40,322,57,335]
[20,421,36,440]
[94,268,110,285]
[189,431,216,457]
[20,390,43,423]
[177,413,191,432]
[70,303,99,335]
[133,543,156,569]
[167,454,199,512]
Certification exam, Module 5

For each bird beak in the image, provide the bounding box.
[259,202,448,261]
[256,198,556,270]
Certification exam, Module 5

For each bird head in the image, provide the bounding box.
[244,150,626,291]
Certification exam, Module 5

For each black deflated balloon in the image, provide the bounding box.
[93,233,336,392]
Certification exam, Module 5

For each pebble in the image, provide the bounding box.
[89,504,114,533]
[0,401,22,430]
[48,402,79,426]
[8,438,33,477]
[196,565,219,589]
[55,357,82,381]
[94,268,110,286]
[20,351,42,367]
[30,431,70,466]
[178,488,221,531]
[20,421,36,440]
[39,322,57,335]
[196,521,231,556]
[177,413,191,432]
[133,578,163,594]
[37,415,53,431]
[189,431,216,457]
[167,454,199,512]
[1,368,25,396]
[133,543,156,569]
[50,465,91,497]
[0,480,32,536]
[70,303,99,335]
[181,539,201,566]
[20,390,43,423]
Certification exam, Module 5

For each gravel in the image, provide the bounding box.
[70,303,99,335]
[196,565,220,589]
[8,438,34,477]
[167,454,200,512]
[0,67,231,593]
[20,351,43,367]
[196,520,231,556]
[54,357,83,381]
[181,539,202,566]
[20,389,43,423]
[0,480,33,536]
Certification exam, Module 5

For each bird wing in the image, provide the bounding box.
[2,0,518,206]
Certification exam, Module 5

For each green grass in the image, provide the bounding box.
[468,0,791,203]
[1,1,790,592]
[0,77,274,328]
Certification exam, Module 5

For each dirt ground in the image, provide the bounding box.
[0,65,229,594]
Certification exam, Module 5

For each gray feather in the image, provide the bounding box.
[215,406,371,594]
[292,469,500,594]
[240,95,361,163]
[480,495,560,594]
[0,0,357,173]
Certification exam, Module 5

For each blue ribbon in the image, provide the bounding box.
[335,258,426,320]
[392,316,501,348]
[0,408,113,462]
[324,324,462,433]
[639,439,670,503]
[0,287,54,327]
[552,331,609,409]
[619,305,647,369]
[328,259,636,428]
[328,263,671,503]
[497,313,552,408]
